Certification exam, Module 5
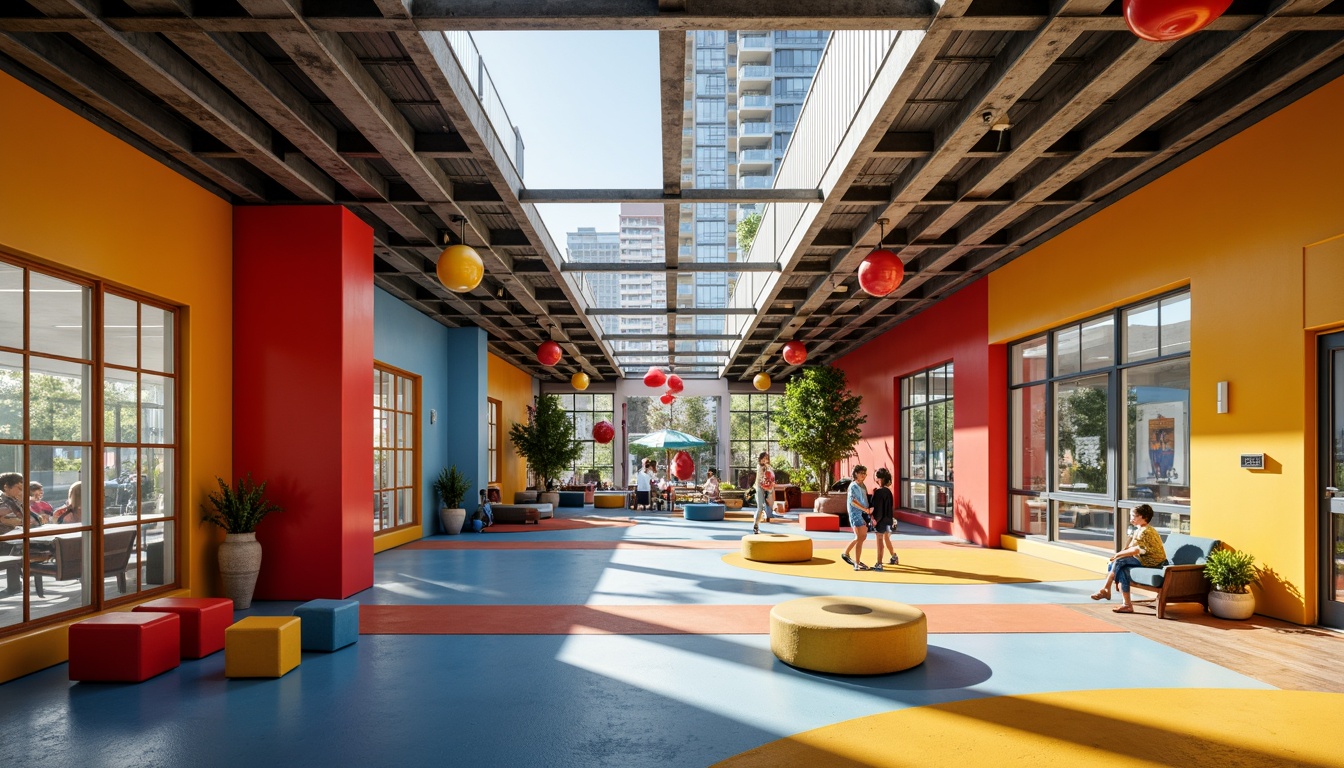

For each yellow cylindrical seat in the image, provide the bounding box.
[593,493,626,509]
[741,533,812,563]
[770,596,927,675]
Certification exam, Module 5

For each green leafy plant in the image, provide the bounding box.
[719,482,736,491]
[201,474,282,534]
[775,366,867,493]
[737,210,761,254]
[509,395,584,491]
[434,465,469,509]
[1204,548,1259,594]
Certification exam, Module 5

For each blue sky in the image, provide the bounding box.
[470,31,664,250]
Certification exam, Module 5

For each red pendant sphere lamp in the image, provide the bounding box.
[660,392,675,405]
[1123,0,1232,42]
[592,420,615,445]
[781,340,807,366]
[753,372,772,391]
[857,218,904,297]
[537,340,562,367]
[571,372,590,391]
[672,451,695,481]
[644,367,667,388]
[666,374,684,394]
[436,215,484,293]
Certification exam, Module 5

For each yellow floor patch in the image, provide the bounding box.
[714,689,1344,767]
[722,547,1098,584]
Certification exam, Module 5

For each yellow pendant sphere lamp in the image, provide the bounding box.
[436,244,483,293]
[753,372,772,391]
[571,372,590,391]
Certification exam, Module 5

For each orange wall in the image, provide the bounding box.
[488,353,535,497]
[0,71,233,678]
[989,75,1344,623]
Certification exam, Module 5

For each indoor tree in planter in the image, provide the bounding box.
[201,474,282,609]
[1205,548,1259,620]
[509,395,583,506]
[775,366,866,516]
[434,465,470,535]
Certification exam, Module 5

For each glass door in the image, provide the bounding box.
[1319,331,1344,628]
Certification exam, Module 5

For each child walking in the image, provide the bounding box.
[841,465,871,571]
[870,468,898,570]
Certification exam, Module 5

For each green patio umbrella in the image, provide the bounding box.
[630,429,710,512]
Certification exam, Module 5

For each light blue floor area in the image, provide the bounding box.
[0,508,1273,767]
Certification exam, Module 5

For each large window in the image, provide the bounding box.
[0,258,179,635]
[558,394,614,484]
[900,363,954,517]
[729,393,790,489]
[487,398,500,485]
[1008,289,1191,549]
[373,364,418,533]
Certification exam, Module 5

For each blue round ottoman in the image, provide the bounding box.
[682,503,726,521]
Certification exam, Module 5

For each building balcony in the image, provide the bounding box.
[738,65,772,83]
[738,93,771,114]
[738,174,772,190]
[738,149,773,169]
[739,35,771,50]
[739,121,771,138]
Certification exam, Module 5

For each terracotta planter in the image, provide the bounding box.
[219,532,262,610]
[539,491,561,508]
[800,491,818,508]
[439,507,466,535]
[722,498,744,511]
[1209,588,1255,620]
[814,493,848,517]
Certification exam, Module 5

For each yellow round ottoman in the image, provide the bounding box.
[593,492,627,509]
[741,533,812,563]
[770,596,927,675]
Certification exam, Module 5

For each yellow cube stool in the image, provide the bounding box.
[225,616,302,678]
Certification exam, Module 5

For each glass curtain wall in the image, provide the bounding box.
[900,363,954,517]
[1008,289,1191,549]
[729,393,794,489]
[559,394,615,484]
[0,258,179,635]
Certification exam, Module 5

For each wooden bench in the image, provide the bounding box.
[1127,533,1221,619]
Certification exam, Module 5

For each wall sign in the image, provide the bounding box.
[1240,453,1265,470]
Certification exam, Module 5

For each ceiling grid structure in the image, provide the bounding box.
[1,0,1341,381]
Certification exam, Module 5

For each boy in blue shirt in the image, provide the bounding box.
[841,465,871,571]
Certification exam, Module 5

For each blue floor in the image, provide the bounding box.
[0,507,1273,767]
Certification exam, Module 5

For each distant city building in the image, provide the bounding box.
[567,204,666,367]
[566,226,620,335]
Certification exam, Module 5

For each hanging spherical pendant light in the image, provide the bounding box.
[858,218,904,297]
[753,372,772,391]
[592,420,615,445]
[666,374,684,394]
[537,340,562,367]
[644,367,667,388]
[436,215,484,293]
[571,371,590,391]
[1123,0,1231,41]
[781,340,807,366]
[660,392,675,405]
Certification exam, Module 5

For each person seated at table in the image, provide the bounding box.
[53,481,83,525]
[28,481,54,522]
[0,472,26,534]
[702,468,721,502]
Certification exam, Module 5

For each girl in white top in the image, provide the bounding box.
[635,460,652,510]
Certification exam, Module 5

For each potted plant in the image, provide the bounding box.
[771,456,792,486]
[434,465,470,535]
[1205,548,1258,620]
[775,366,866,518]
[718,482,744,510]
[201,474,282,609]
[509,395,584,509]
[797,471,819,509]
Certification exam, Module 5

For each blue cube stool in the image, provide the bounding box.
[293,599,360,652]
[683,503,726,521]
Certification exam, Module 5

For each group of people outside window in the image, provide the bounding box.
[0,474,82,535]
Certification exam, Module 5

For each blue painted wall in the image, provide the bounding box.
[374,287,485,537]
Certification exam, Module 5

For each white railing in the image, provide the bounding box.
[725,30,919,344]
[442,31,524,178]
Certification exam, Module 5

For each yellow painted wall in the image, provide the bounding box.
[990,75,1344,624]
[0,71,233,679]
[488,353,535,498]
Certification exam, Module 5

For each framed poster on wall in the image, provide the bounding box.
[1134,402,1187,486]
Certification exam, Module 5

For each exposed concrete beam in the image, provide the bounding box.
[520,188,821,203]
[561,262,780,272]
[588,308,758,315]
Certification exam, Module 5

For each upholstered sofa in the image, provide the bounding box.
[491,503,554,524]
[1127,533,1221,619]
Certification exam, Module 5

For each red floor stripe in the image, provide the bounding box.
[400,539,955,551]
[359,603,1123,635]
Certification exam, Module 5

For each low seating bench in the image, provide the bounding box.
[491,503,553,524]
[1128,533,1221,619]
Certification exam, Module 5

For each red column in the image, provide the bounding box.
[232,206,374,599]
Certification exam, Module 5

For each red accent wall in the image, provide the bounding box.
[832,279,1005,546]
[233,206,375,598]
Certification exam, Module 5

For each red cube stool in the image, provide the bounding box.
[69,612,181,682]
[800,513,840,532]
[134,597,235,659]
